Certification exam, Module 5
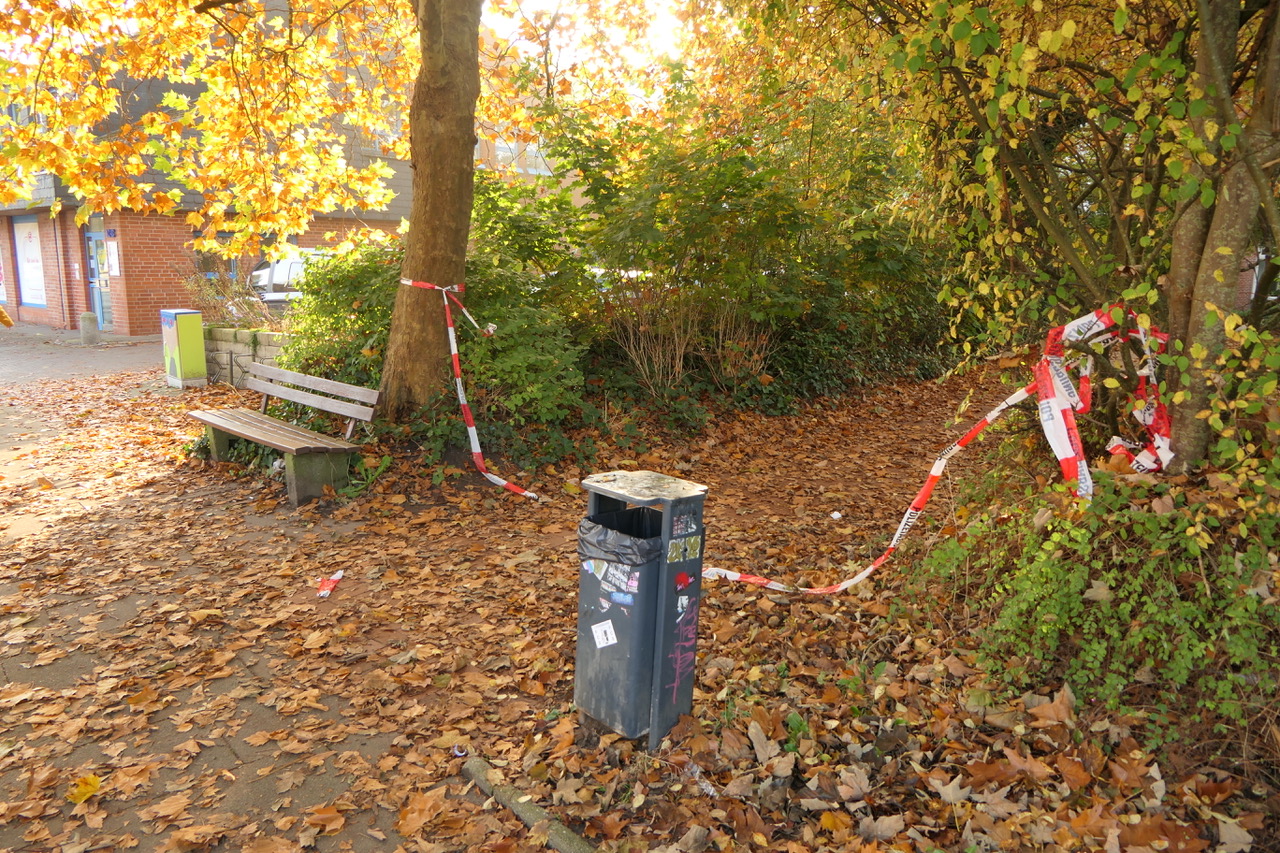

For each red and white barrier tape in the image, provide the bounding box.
[1040,304,1172,486]
[701,382,1035,594]
[703,304,1172,594]
[392,288,1169,590]
[401,278,539,500]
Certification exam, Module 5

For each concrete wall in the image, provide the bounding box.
[203,326,288,388]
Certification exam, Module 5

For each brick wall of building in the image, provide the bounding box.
[0,211,402,337]
[293,217,400,250]
[1235,251,1265,313]
[113,212,205,336]
[2,212,103,331]
[118,217,391,336]
[1,215,70,329]
[55,210,92,324]
[0,220,15,310]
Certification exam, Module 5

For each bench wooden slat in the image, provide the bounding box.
[248,362,381,406]
[190,408,356,455]
[242,376,377,424]
[190,407,330,447]
[188,363,380,506]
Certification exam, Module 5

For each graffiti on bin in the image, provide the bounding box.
[666,597,699,703]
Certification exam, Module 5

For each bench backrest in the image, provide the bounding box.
[245,362,380,440]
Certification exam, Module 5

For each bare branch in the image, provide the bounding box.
[194,0,247,13]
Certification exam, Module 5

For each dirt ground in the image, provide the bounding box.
[0,365,1271,852]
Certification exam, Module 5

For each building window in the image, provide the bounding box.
[13,215,47,307]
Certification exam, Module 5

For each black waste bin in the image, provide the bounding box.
[576,470,708,749]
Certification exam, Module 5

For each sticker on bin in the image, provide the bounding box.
[604,564,631,591]
[672,514,699,536]
[592,620,618,649]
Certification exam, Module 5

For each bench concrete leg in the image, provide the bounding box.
[285,452,352,506]
[204,426,232,462]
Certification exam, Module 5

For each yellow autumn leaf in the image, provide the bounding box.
[188,608,224,623]
[302,629,331,650]
[67,774,102,804]
[305,805,346,834]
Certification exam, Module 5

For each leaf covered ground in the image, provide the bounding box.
[0,368,1273,852]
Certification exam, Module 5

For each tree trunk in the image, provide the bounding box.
[1165,202,1208,349]
[379,0,483,421]
[1167,0,1280,471]
[1169,159,1265,469]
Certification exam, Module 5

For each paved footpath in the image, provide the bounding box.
[0,324,166,543]
[0,322,163,386]
[0,325,511,851]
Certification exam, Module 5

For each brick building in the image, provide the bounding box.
[1,57,561,338]
[0,168,409,337]
[0,134,556,337]
[0,203,405,337]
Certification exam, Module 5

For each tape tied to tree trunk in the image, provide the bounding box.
[399,277,535,499]
[704,303,1173,595]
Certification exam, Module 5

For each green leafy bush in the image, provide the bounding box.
[919,407,1279,757]
[277,208,594,468]
[277,244,401,387]
[459,304,586,426]
[556,99,955,414]
[969,477,1276,717]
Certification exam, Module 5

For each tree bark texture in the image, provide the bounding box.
[379,0,483,421]
[1167,0,1280,471]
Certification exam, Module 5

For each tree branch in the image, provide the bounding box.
[943,65,1105,299]
[193,0,246,13]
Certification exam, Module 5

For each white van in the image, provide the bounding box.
[250,248,319,304]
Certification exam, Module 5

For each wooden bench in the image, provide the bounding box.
[189,362,380,506]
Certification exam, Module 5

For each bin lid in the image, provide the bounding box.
[581,470,707,505]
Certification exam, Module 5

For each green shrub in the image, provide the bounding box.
[277,226,594,468]
[567,113,955,412]
[466,171,595,318]
[920,446,1279,750]
[1021,480,1264,699]
[277,244,401,387]
[458,304,586,426]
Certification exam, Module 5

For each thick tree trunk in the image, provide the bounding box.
[1164,203,1208,350]
[1167,0,1280,472]
[379,0,483,421]
[1169,161,1265,470]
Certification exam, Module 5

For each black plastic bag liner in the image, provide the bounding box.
[578,506,663,564]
